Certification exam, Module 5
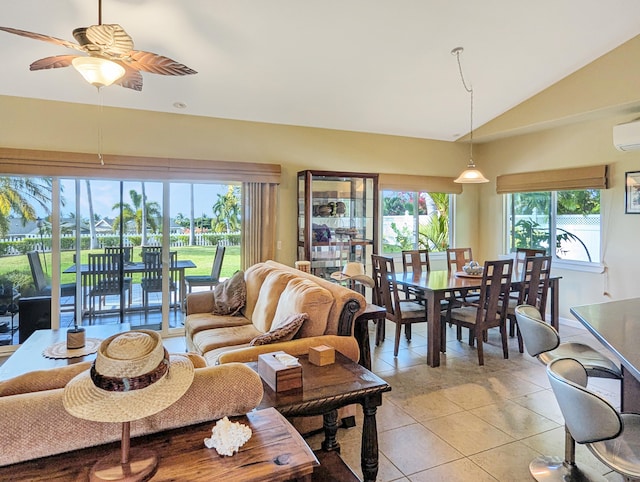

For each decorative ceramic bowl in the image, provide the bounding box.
[462,263,484,275]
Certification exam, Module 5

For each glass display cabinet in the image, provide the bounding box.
[297,170,378,280]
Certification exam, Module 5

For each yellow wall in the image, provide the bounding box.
[475,115,640,318]
[4,33,640,319]
[0,95,476,267]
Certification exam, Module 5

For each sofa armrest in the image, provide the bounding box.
[216,335,360,365]
[337,298,365,336]
[186,290,215,315]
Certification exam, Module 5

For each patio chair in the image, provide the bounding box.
[86,253,132,322]
[27,251,75,306]
[141,250,178,314]
[185,246,225,293]
[104,246,133,264]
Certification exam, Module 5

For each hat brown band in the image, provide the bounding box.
[90,348,170,392]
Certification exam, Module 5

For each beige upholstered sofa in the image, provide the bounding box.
[185,260,366,366]
[0,355,263,467]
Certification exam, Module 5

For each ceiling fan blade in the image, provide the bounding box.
[115,66,143,91]
[127,50,197,76]
[30,55,77,71]
[85,24,133,56]
[0,26,83,51]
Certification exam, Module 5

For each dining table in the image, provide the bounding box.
[64,259,196,312]
[395,269,561,367]
[570,298,640,413]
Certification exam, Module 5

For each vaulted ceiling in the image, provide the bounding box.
[2,0,640,142]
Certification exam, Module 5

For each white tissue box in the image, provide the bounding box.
[257,351,302,392]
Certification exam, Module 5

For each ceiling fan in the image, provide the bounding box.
[0,0,196,91]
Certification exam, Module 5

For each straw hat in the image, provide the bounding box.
[330,262,365,281]
[63,330,194,423]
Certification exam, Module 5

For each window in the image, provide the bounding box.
[381,190,451,253]
[506,189,601,264]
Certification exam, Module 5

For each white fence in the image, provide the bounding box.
[0,232,240,256]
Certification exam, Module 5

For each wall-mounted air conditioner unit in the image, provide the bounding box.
[613,119,640,151]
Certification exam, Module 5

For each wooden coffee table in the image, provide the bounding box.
[0,407,318,481]
[249,352,391,482]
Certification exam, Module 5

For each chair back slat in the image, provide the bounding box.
[515,247,546,277]
[104,246,133,264]
[477,259,513,327]
[372,254,402,320]
[401,249,430,275]
[446,247,472,273]
[519,255,552,316]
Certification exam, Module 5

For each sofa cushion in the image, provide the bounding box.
[251,270,299,332]
[185,313,252,339]
[273,278,334,339]
[243,263,272,320]
[192,324,262,354]
[249,312,307,346]
[212,270,246,316]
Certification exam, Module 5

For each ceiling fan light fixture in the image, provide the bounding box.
[71,56,125,88]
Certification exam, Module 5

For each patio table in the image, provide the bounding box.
[64,259,196,313]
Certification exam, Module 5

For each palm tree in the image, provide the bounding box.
[0,176,52,237]
[111,189,161,238]
[212,186,240,233]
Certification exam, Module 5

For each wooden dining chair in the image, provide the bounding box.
[507,255,552,352]
[86,253,132,322]
[141,251,178,314]
[185,245,226,293]
[442,259,513,365]
[514,247,546,277]
[446,247,473,273]
[400,249,429,301]
[371,254,427,356]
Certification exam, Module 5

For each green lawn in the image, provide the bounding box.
[0,246,241,293]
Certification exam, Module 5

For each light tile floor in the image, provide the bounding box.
[304,317,625,482]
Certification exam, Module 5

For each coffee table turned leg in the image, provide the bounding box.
[321,409,340,452]
[361,395,382,482]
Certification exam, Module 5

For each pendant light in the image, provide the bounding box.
[452,47,489,183]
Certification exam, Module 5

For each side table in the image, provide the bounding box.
[251,352,391,482]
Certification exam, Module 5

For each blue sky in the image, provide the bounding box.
[59,180,231,220]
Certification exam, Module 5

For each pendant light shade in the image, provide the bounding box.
[72,56,125,88]
[454,162,490,183]
[451,47,489,184]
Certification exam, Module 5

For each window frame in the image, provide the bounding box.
[504,190,604,273]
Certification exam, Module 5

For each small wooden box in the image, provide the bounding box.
[309,345,335,366]
[257,351,302,392]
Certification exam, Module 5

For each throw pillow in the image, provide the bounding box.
[212,270,246,316]
[249,312,308,346]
